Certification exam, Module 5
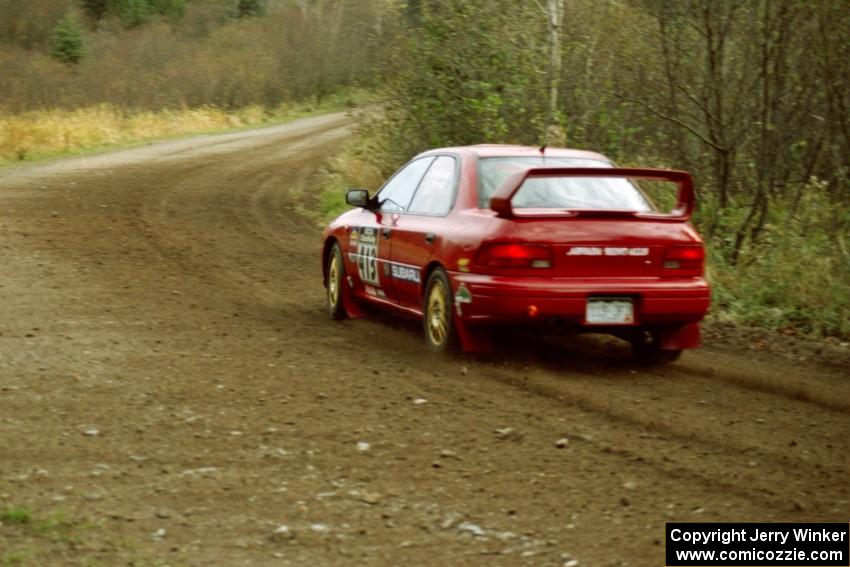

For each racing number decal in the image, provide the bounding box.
[356,227,380,286]
[357,244,378,284]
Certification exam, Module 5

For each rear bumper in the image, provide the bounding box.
[449,272,710,326]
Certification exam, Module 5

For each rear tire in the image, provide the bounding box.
[631,330,682,365]
[326,243,346,320]
[423,268,457,352]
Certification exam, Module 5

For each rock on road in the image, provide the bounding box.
[1,112,848,565]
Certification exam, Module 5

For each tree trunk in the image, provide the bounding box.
[544,0,562,145]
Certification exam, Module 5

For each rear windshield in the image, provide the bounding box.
[478,157,654,212]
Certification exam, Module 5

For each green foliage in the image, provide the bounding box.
[708,180,850,338]
[109,0,148,27]
[2,549,30,565]
[378,0,549,168]
[236,0,264,19]
[149,0,185,22]
[103,0,184,27]
[402,0,422,25]
[0,506,103,564]
[50,13,86,64]
[80,0,109,24]
[1,507,33,525]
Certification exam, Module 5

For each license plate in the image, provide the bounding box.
[586,298,634,324]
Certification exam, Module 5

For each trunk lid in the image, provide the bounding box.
[478,217,702,278]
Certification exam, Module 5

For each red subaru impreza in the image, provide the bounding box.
[322,145,710,364]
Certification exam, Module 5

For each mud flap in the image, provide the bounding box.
[658,322,701,350]
[454,315,493,353]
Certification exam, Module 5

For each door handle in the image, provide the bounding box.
[424,232,436,244]
[382,228,392,239]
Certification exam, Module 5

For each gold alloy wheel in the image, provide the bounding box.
[328,252,340,311]
[426,279,449,346]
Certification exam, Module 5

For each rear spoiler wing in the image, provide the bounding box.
[489,167,695,221]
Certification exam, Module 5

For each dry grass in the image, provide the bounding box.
[0,89,374,167]
[0,104,272,164]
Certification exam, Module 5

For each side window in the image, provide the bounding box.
[408,156,457,216]
[377,157,434,212]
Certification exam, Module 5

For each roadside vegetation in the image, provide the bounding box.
[2,0,848,339]
[0,89,370,166]
[0,505,87,564]
[0,1,391,112]
[0,0,392,164]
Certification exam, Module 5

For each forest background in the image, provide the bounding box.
[1,0,848,339]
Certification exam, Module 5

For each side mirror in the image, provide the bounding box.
[346,188,370,209]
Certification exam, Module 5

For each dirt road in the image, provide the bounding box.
[1,113,848,566]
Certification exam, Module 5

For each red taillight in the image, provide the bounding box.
[477,243,552,269]
[664,245,704,271]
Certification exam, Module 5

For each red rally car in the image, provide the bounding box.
[321,145,710,364]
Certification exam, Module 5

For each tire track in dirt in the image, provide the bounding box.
[477,361,844,512]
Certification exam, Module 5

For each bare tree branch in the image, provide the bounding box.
[596,88,726,152]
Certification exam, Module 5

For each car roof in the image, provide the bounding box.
[421,144,610,162]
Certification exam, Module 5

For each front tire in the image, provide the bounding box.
[326,243,346,320]
[423,268,457,352]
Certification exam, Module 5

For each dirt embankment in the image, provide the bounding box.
[1,113,848,566]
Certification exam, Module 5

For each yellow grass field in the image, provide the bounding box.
[0,105,272,164]
[0,93,366,166]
